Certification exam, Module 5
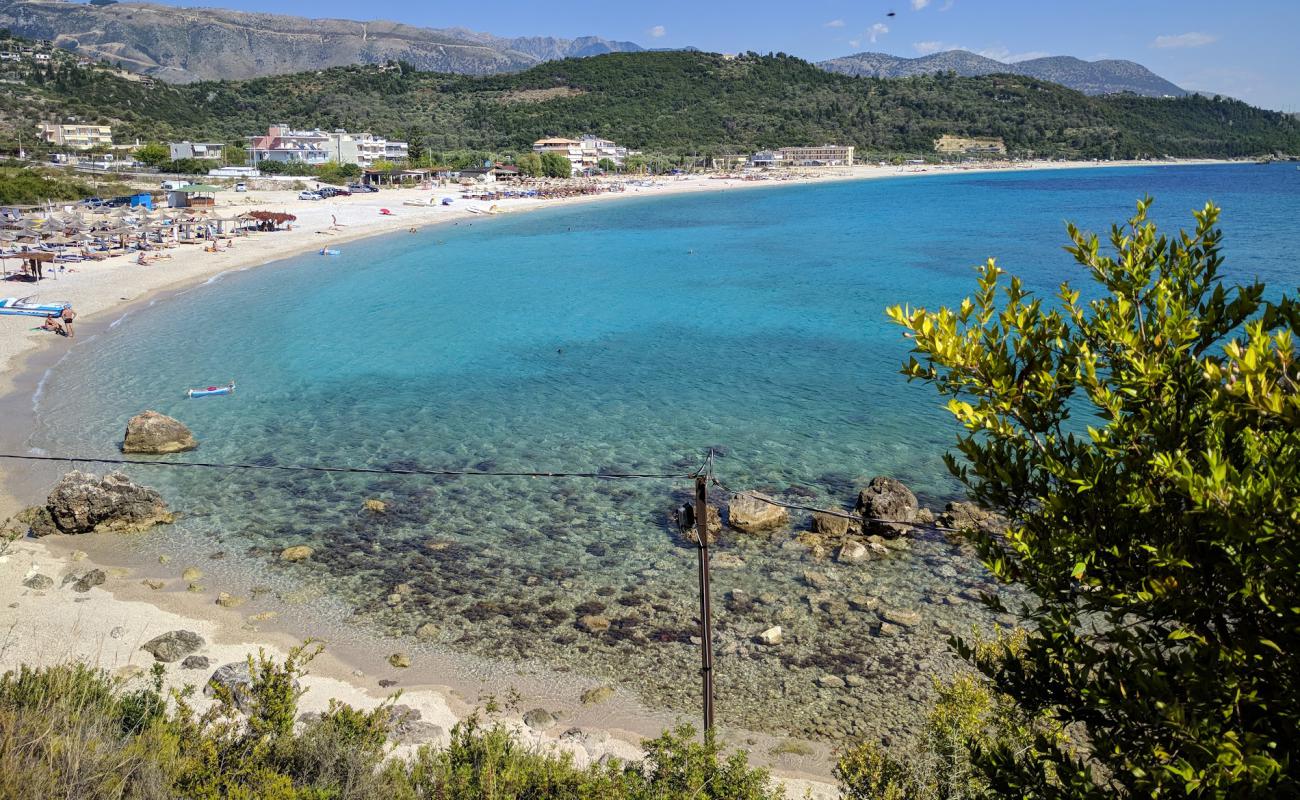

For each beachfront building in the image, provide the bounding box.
[934,135,1007,155]
[39,122,113,150]
[247,125,408,168]
[169,141,226,161]
[749,151,780,168]
[776,145,855,166]
[532,135,634,175]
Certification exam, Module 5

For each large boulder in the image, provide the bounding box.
[205,661,299,711]
[122,410,198,454]
[40,471,174,535]
[140,630,205,662]
[726,493,789,533]
[854,477,919,537]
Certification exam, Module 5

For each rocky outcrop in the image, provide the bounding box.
[122,411,198,454]
[726,493,789,533]
[32,471,174,535]
[854,477,920,537]
[938,501,1007,536]
[205,661,300,711]
[141,630,205,662]
[279,545,314,562]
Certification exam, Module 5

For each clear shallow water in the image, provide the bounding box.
[27,164,1300,741]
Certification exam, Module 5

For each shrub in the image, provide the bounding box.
[888,200,1300,796]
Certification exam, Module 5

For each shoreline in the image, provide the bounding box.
[0,158,1233,795]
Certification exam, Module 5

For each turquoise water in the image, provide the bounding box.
[27,164,1300,740]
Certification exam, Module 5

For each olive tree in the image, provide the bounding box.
[888,200,1299,797]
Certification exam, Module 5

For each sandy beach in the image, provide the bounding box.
[0,157,1229,794]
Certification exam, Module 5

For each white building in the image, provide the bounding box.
[169,141,226,161]
[776,145,855,167]
[39,122,113,150]
[246,125,407,168]
[532,135,634,175]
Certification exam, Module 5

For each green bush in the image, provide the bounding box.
[0,645,786,799]
[889,200,1300,796]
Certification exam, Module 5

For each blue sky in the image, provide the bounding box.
[150,0,1298,110]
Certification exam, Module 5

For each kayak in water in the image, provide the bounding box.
[187,382,235,398]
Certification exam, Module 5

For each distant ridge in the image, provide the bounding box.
[818,50,1188,97]
[0,0,645,82]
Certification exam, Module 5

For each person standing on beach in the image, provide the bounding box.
[60,306,75,339]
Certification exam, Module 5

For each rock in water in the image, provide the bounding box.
[280,545,314,562]
[838,540,870,564]
[854,477,919,537]
[938,501,1007,536]
[678,502,722,544]
[388,652,411,668]
[40,471,174,535]
[811,511,854,536]
[726,493,790,532]
[757,626,783,646]
[122,410,198,454]
[140,630,205,662]
[363,498,387,513]
[581,685,616,705]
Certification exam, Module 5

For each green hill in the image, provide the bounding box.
[4,49,1298,160]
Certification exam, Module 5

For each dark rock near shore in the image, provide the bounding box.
[72,569,107,592]
[523,708,557,731]
[141,630,204,662]
[677,502,722,544]
[122,410,198,454]
[182,655,211,670]
[38,471,174,535]
[854,477,919,537]
[938,501,1007,536]
[22,573,53,590]
[810,511,857,536]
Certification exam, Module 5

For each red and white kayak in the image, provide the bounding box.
[187,382,235,398]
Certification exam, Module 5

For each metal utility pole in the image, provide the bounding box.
[694,463,715,734]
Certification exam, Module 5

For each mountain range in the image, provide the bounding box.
[0,0,644,81]
[818,50,1188,97]
[0,0,1188,98]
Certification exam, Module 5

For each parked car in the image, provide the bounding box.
[298,190,322,201]
[234,182,247,192]
[80,197,104,208]
[331,187,352,197]
[348,183,378,193]
[160,180,186,191]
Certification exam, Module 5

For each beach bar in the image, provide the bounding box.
[167,184,220,209]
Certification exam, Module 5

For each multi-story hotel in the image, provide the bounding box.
[532,135,634,175]
[39,123,113,150]
[776,145,855,166]
[247,125,408,168]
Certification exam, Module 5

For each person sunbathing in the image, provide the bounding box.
[40,316,64,335]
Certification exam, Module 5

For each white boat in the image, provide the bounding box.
[0,297,71,318]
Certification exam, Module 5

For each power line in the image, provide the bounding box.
[0,452,691,481]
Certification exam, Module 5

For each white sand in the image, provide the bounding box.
[0,159,1227,795]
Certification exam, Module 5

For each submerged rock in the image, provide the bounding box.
[363,498,387,513]
[838,541,869,564]
[388,652,411,668]
[215,592,246,608]
[810,511,855,536]
[726,493,789,532]
[577,615,611,634]
[122,410,197,454]
[938,501,1007,536]
[141,630,204,662]
[37,471,173,535]
[854,477,919,537]
[580,685,616,705]
[279,545,314,562]
[757,626,783,646]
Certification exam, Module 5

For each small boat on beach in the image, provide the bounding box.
[187,382,235,398]
[319,248,340,256]
[0,297,71,318]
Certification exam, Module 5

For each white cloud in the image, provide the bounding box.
[648,25,666,38]
[848,39,861,48]
[868,23,889,44]
[913,40,947,55]
[911,0,931,9]
[824,19,845,28]
[1152,32,1217,49]
[977,45,1050,63]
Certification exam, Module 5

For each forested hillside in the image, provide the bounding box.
[4,50,1298,160]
